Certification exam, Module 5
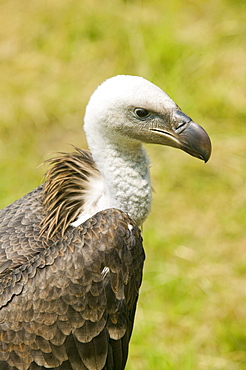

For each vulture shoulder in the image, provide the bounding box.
[0,150,145,370]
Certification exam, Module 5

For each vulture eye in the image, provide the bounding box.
[134,108,150,118]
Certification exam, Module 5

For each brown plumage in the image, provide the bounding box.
[0,154,144,369]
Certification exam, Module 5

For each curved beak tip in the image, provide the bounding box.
[179,121,212,163]
[197,129,212,163]
[203,142,212,163]
[197,127,212,163]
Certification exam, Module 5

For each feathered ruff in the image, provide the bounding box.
[41,147,101,239]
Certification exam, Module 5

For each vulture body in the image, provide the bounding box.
[0,75,211,369]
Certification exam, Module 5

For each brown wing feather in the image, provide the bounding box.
[0,204,144,369]
[0,185,51,278]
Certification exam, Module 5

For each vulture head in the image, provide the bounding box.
[84,75,211,162]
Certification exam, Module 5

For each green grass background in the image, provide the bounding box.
[0,0,245,368]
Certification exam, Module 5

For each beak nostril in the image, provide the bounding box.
[174,121,189,134]
[173,110,192,134]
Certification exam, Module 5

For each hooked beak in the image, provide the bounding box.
[177,120,211,162]
[149,110,212,162]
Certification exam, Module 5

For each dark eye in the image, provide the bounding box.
[134,108,150,118]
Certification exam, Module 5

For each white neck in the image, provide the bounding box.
[92,136,152,225]
[71,127,152,227]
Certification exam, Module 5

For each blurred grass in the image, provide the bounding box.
[0,0,246,369]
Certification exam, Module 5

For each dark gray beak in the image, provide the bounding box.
[177,120,211,162]
[149,110,212,162]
